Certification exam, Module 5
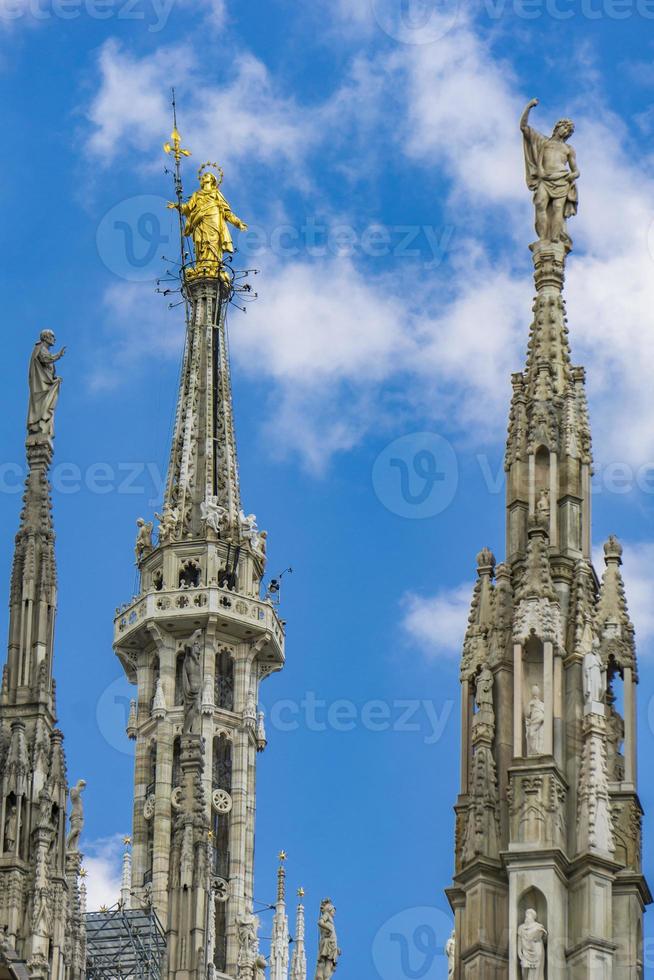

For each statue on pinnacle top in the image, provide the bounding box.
[315,899,341,980]
[27,330,66,441]
[168,163,248,283]
[521,99,579,248]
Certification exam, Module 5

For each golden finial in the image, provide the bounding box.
[100,905,108,913]
[164,128,191,164]
[208,830,215,841]
[79,868,88,879]
[297,887,305,899]
[278,850,287,863]
[123,835,132,847]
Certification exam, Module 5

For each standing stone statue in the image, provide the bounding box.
[535,489,550,529]
[135,518,154,563]
[27,330,66,439]
[520,99,579,246]
[66,779,86,851]
[3,803,18,852]
[472,664,495,736]
[525,686,545,756]
[517,909,547,979]
[584,640,605,706]
[182,630,203,735]
[445,930,456,979]
[315,899,341,980]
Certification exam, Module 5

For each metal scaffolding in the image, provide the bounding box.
[85,906,166,980]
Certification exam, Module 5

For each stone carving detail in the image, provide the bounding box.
[212,788,233,814]
[577,713,615,856]
[315,898,341,980]
[143,795,156,821]
[461,665,500,864]
[28,330,66,439]
[584,639,605,707]
[66,779,86,852]
[446,930,455,979]
[525,686,545,757]
[135,518,153,563]
[521,98,578,247]
[201,496,227,535]
[611,796,641,872]
[155,505,179,545]
[171,787,183,811]
[517,909,547,980]
[182,630,203,735]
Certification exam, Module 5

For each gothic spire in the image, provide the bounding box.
[4,330,65,710]
[290,890,307,980]
[270,852,290,980]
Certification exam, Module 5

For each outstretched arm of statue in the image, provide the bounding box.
[520,98,539,132]
[226,211,248,231]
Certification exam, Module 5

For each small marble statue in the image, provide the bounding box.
[584,640,605,706]
[182,630,203,735]
[446,929,456,979]
[27,330,66,439]
[473,664,495,737]
[520,98,579,246]
[66,779,86,851]
[201,496,228,535]
[525,686,545,757]
[517,909,547,980]
[3,803,18,852]
[135,518,154,563]
[155,505,178,544]
[535,489,550,529]
[315,898,341,980]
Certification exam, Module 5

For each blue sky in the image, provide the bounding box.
[3,0,654,975]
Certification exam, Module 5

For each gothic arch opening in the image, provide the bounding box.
[214,649,234,711]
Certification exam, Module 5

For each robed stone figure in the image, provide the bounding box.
[27,330,66,439]
[517,909,547,980]
[521,99,579,246]
[315,899,341,980]
[169,171,247,279]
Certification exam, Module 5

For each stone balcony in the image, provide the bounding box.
[114,586,285,680]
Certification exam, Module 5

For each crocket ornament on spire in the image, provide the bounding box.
[520,98,579,248]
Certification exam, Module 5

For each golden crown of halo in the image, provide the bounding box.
[198,161,224,185]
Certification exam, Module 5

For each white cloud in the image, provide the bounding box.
[401,581,473,658]
[83,835,125,911]
[83,20,654,474]
[86,41,314,181]
[90,282,184,392]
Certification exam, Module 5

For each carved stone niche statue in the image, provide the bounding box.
[535,489,550,530]
[517,909,547,980]
[66,779,86,852]
[445,930,456,979]
[583,638,606,710]
[315,899,341,980]
[27,330,66,440]
[525,686,545,757]
[182,630,203,736]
